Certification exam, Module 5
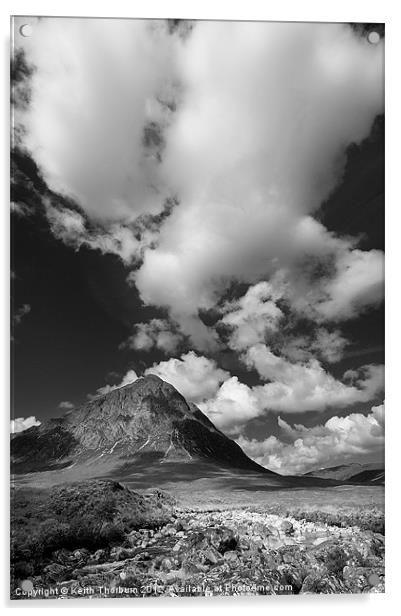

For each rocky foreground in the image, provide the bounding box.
[13,501,385,598]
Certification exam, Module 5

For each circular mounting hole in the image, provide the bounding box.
[368,31,380,45]
[19,24,33,38]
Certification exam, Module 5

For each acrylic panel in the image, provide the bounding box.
[10,17,384,600]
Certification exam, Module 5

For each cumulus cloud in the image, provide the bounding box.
[237,403,384,475]
[246,343,384,413]
[219,276,350,363]
[10,416,40,433]
[220,282,284,351]
[195,349,383,433]
[145,351,229,403]
[199,377,263,434]
[121,318,183,354]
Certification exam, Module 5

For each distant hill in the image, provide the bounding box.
[304,463,384,484]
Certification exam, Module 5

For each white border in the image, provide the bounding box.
[1,1,399,614]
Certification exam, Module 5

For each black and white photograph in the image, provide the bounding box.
[10,16,385,599]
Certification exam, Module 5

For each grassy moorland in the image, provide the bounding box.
[10,475,384,598]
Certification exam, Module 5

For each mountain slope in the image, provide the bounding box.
[11,375,273,476]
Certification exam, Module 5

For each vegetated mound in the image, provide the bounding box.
[11,479,175,579]
[11,375,275,476]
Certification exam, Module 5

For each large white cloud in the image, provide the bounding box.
[15,17,180,221]
[134,22,384,343]
[237,403,384,475]
[15,20,384,348]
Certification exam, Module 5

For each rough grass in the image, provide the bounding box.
[11,480,175,578]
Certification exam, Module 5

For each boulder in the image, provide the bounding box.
[88,549,107,564]
[127,531,141,547]
[300,572,348,594]
[174,518,191,531]
[181,561,203,576]
[110,546,137,561]
[53,549,73,565]
[160,557,174,572]
[223,550,239,565]
[251,538,265,552]
[172,539,184,552]
[278,564,305,592]
[162,524,177,537]
[202,546,222,566]
[343,565,384,593]
[238,537,251,551]
[204,526,238,553]
[280,521,294,536]
[43,562,71,582]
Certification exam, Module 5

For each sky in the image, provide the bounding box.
[11,18,384,475]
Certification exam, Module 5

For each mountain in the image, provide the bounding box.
[304,463,384,484]
[10,375,274,478]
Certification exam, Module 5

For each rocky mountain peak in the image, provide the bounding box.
[11,376,273,476]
